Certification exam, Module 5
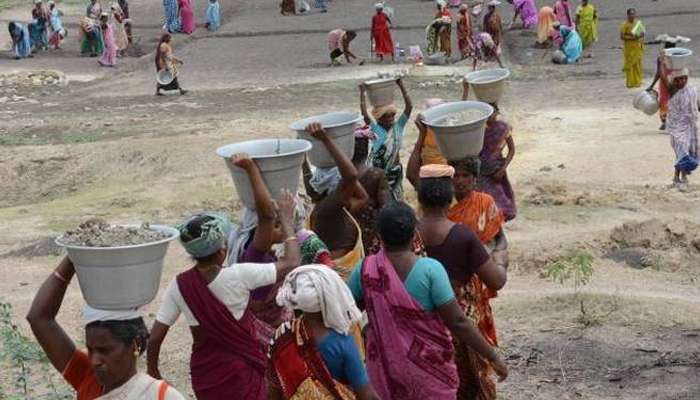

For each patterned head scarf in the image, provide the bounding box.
[297,230,332,265]
[178,213,232,258]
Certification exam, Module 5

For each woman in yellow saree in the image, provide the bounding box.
[575,0,597,58]
[620,8,644,88]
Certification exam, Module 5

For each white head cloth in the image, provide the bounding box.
[276,265,362,335]
[81,305,143,326]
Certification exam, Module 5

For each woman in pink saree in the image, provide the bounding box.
[507,0,537,30]
[98,13,117,67]
[347,202,508,399]
[178,0,195,34]
[553,0,575,30]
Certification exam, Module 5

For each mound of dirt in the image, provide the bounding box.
[1,237,63,259]
[58,219,169,247]
[523,183,599,206]
[610,219,700,251]
[605,219,700,270]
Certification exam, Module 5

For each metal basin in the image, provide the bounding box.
[423,101,494,160]
[217,139,311,209]
[290,112,362,168]
[364,77,396,107]
[465,68,510,104]
[55,224,179,310]
[664,47,693,70]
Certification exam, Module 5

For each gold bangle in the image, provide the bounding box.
[284,236,297,242]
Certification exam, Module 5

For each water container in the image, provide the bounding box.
[633,90,659,116]
[664,47,693,70]
[423,101,494,160]
[290,112,362,168]
[425,52,447,65]
[364,77,396,107]
[217,139,311,210]
[55,225,179,310]
[464,68,510,104]
[552,49,567,64]
[156,69,174,85]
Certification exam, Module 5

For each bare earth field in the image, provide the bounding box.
[0,0,699,398]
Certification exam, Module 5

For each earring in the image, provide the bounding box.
[133,347,140,357]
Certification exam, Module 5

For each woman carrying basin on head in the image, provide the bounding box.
[26,256,187,400]
[359,78,413,201]
[226,153,311,338]
[147,207,302,399]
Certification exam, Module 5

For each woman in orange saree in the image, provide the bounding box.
[447,157,510,399]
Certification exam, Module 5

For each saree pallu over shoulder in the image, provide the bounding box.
[361,250,458,400]
[270,319,355,400]
[176,267,267,400]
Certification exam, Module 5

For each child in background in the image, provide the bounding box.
[205,0,220,31]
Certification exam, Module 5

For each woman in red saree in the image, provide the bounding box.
[457,4,474,60]
[347,202,508,400]
[647,40,676,131]
[371,4,394,63]
[147,208,301,399]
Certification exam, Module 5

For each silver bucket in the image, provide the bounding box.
[290,112,362,168]
[464,68,510,104]
[423,101,494,160]
[664,47,693,70]
[55,224,179,310]
[217,139,311,210]
[364,77,396,107]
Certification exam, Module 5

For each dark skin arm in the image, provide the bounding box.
[407,115,428,189]
[359,84,372,125]
[306,123,369,213]
[509,8,520,29]
[342,37,357,62]
[147,321,170,379]
[437,299,508,381]
[230,153,277,254]
[26,256,77,373]
[397,78,413,119]
[476,255,507,291]
[492,134,515,181]
[647,58,662,91]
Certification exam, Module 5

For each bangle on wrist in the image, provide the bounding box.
[284,236,297,242]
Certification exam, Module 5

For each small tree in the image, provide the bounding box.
[542,251,596,326]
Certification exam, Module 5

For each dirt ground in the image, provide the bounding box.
[1,0,699,398]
